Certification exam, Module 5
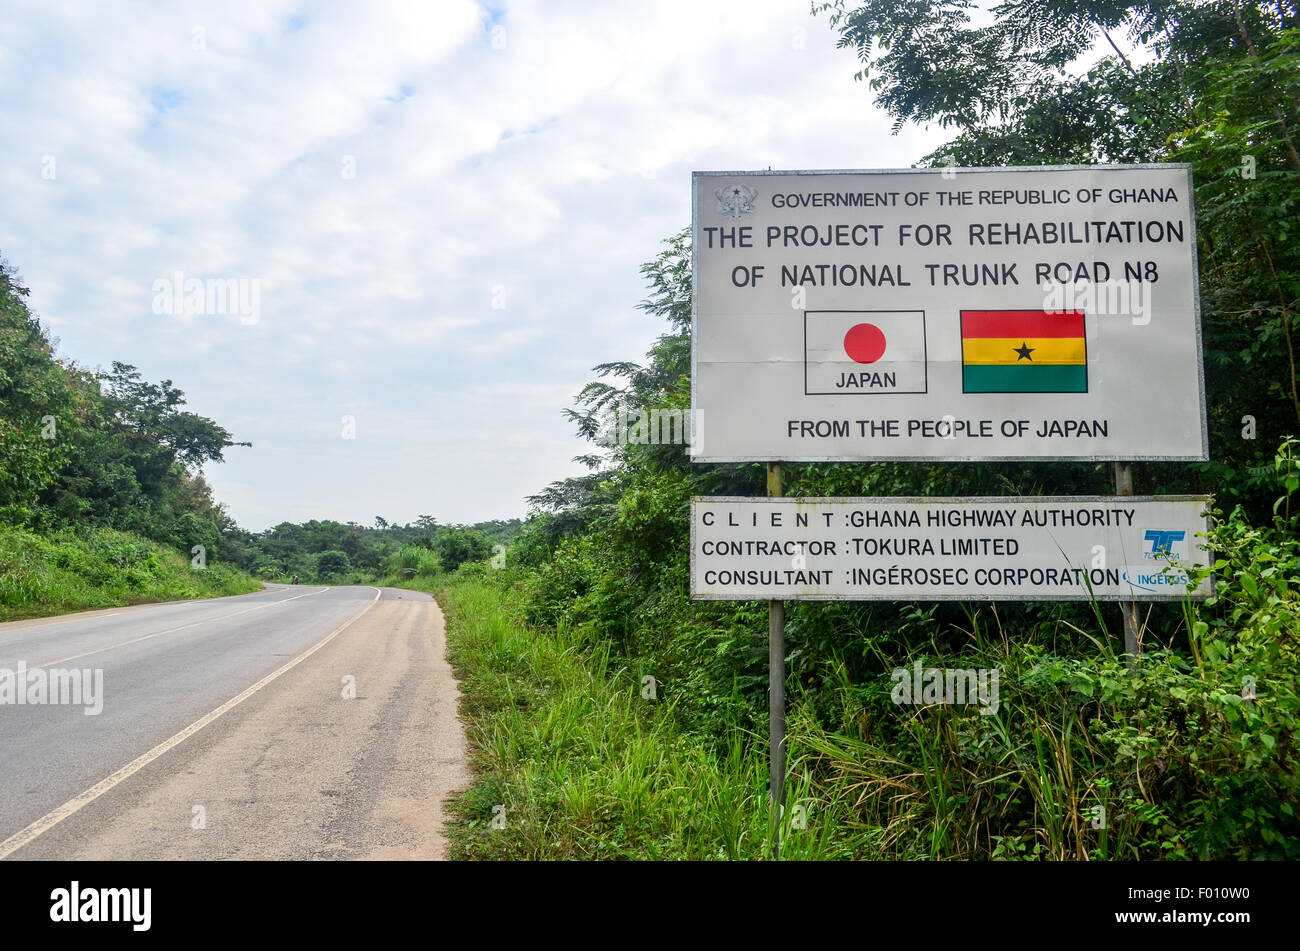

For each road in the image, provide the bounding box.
[0,584,470,860]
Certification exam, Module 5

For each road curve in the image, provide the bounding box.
[0,584,470,860]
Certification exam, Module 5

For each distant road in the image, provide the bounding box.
[0,584,469,860]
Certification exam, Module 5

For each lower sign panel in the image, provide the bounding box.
[690,496,1213,601]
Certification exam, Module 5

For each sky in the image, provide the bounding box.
[0,0,954,531]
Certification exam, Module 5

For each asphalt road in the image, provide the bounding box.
[0,584,470,860]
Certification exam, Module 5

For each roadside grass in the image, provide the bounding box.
[436,575,870,860]
[370,573,443,592]
[0,524,261,621]
[436,566,1300,860]
[409,477,1300,862]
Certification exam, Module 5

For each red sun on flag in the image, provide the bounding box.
[805,310,926,395]
[843,323,886,364]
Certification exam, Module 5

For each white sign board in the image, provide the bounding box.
[691,166,1207,461]
[690,496,1212,601]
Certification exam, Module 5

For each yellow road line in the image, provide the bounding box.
[0,587,382,860]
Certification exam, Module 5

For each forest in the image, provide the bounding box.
[1,256,519,616]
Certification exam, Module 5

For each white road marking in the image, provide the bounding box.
[0,584,288,635]
[0,588,382,860]
[0,588,329,679]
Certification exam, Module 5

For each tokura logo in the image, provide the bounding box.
[1122,528,1192,593]
[1143,529,1187,560]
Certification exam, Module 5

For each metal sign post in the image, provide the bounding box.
[1114,462,1142,658]
[766,462,785,860]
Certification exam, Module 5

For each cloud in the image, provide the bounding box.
[0,0,950,530]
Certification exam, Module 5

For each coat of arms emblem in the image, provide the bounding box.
[715,184,757,217]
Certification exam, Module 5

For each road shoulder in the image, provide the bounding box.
[12,589,471,860]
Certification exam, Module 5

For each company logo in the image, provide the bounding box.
[1121,529,1194,592]
[0,663,103,715]
[715,184,757,217]
[152,271,261,325]
[1122,568,1192,592]
[595,404,699,450]
[1144,529,1186,559]
[50,881,151,931]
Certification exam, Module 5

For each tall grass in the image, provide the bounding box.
[440,577,870,860]
[0,524,261,621]
[793,598,1299,860]
[435,457,1300,860]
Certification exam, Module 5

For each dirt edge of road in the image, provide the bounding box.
[8,587,472,861]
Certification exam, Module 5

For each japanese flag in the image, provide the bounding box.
[804,310,928,394]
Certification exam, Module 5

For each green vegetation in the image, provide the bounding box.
[434,462,1299,859]
[1,255,266,615]
[432,2,1300,859]
[438,575,866,859]
[1,252,521,612]
[0,524,259,622]
[232,517,514,585]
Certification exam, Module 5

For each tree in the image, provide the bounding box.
[814,2,1298,170]
[0,256,75,524]
[815,0,1300,516]
[434,527,492,572]
[315,550,352,580]
[101,362,250,470]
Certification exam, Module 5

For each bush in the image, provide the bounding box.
[314,549,352,580]
[436,527,492,572]
[492,438,1300,859]
[384,544,442,580]
[0,524,260,620]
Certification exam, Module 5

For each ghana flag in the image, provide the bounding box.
[961,310,1087,393]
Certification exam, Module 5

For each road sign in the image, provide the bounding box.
[691,166,1207,462]
[690,496,1212,601]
